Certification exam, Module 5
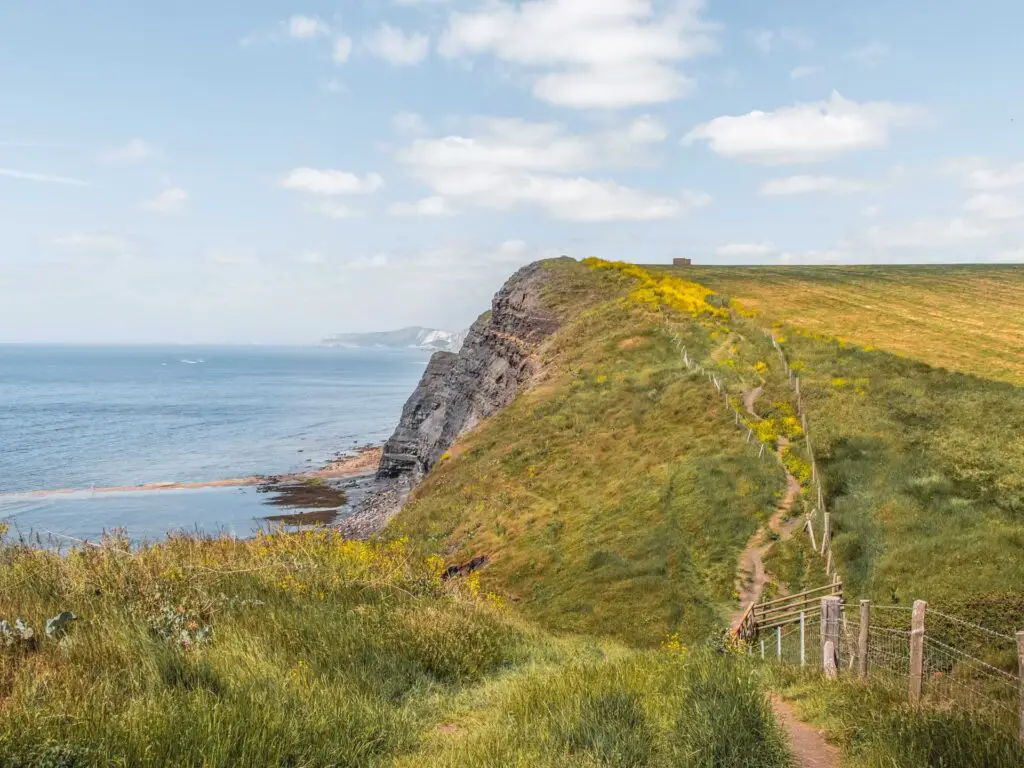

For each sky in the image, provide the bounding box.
[1,0,1023,344]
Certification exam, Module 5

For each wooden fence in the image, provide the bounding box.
[667,319,1024,742]
[741,591,1024,744]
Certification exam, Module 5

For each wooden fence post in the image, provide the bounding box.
[858,600,870,679]
[805,518,817,552]
[1016,631,1024,746]
[821,512,831,555]
[800,611,806,667]
[822,596,841,679]
[761,638,765,660]
[909,600,927,706]
[777,626,782,660]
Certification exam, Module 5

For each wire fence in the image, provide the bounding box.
[667,320,1023,741]
[752,597,1023,741]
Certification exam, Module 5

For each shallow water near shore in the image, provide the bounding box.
[1,476,379,546]
[0,345,426,542]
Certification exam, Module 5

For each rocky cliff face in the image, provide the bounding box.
[341,260,563,537]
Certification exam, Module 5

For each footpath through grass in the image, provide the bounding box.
[0,526,791,767]
[761,663,1024,768]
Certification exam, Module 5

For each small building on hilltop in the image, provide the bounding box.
[673,258,693,267]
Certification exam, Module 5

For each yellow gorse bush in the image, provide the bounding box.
[781,447,812,487]
[582,257,728,319]
[661,632,688,657]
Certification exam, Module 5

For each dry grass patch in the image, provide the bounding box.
[657,265,1024,385]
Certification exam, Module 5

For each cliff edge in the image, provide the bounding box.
[341,259,564,537]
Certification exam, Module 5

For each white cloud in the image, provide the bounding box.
[97,138,152,164]
[309,202,367,219]
[400,117,666,177]
[346,253,389,270]
[280,168,384,195]
[53,233,136,253]
[365,24,430,66]
[963,193,1024,221]
[994,249,1024,263]
[778,249,848,264]
[748,28,813,54]
[398,240,561,271]
[0,167,89,186]
[864,218,994,249]
[140,187,189,212]
[333,36,354,63]
[683,91,924,164]
[848,40,889,69]
[397,117,710,221]
[789,65,823,80]
[945,158,1024,191]
[241,16,333,47]
[388,196,457,217]
[627,115,669,144]
[439,0,719,109]
[297,251,326,265]
[759,174,874,196]
[287,15,330,39]
[715,242,776,257]
[861,204,881,218]
[207,249,259,266]
[393,111,427,135]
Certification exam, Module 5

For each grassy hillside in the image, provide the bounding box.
[666,264,1024,386]
[387,256,1024,762]
[0,526,790,766]
[393,260,789,646]
[398,260,1023,627]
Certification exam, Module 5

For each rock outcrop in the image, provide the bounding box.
[340,259,564,537]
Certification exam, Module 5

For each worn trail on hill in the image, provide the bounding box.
[730,386,802,631]
[733,386,836,767]
[771,696,839,768]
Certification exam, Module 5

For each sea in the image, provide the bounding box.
[0,345,429,545]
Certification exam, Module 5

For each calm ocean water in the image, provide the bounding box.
[0,345,428,543]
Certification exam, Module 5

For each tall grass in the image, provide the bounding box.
[0,527,791,766]
[405,650,792,767]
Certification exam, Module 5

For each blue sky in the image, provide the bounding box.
[2,0,1022,343]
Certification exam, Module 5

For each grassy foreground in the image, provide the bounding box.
[0,525,791,767]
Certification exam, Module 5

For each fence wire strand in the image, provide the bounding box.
[751,599,1021,738]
